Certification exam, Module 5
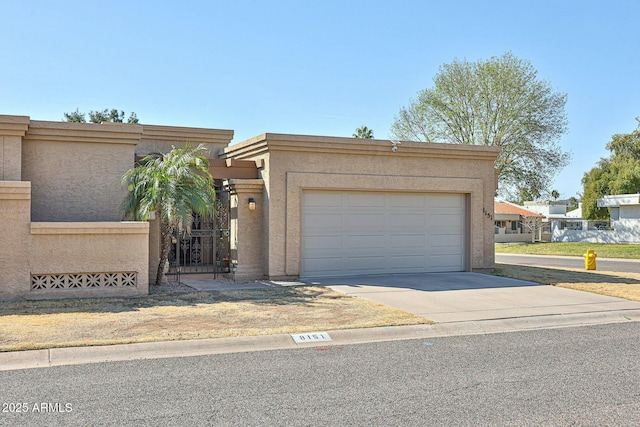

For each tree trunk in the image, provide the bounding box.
[156,222,173,286]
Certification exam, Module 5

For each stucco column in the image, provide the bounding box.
[0,182,32,299]
[0,115,30,181]
[225,179,265,280]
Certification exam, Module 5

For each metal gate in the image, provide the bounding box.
[167,189,230,278]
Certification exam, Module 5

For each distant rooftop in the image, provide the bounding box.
[494,200,544,217]
[524,200,568,206]
[598,193,640,208]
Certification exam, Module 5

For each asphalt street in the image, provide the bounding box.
[496,253,640,273]
[1,322,638,426]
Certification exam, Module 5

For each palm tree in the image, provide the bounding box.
[353,126,374,139]
[551,190,560,200]
[122,144,217,286]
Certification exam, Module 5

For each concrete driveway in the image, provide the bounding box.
[303,272,640,324]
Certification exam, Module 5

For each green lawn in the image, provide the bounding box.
[495,242,640,259]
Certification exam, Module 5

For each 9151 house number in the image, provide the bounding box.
[291,332,332,344]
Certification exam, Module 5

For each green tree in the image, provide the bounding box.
[353,126,374,139]
[551,190,560,200]
[581,159,615,219]
[581,123,640,219]
[64,108,139,124]
[63,109,86,123]
[121,144,217,286]
[390,52,570,199]
[514,187,540,205]
[567,196,580,212]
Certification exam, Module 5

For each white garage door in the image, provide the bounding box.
[301,191,466,277]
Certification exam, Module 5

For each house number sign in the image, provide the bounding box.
[291,332,332,344]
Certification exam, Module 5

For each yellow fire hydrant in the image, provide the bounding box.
[584,249,597,270]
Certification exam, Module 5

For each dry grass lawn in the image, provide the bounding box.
[494,263,640,302]
[4,265,637,353]
[0,286,430,352]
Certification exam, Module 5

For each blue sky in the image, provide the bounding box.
[2,0,638,199]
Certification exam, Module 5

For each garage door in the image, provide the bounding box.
[301,191,466,277]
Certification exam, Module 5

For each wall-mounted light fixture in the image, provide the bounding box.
[248,197,256,211]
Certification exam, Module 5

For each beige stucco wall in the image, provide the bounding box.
[21,120,142,222]
[136,124,233,159]
[0,115,242,292]
[0,114,243,298]
[0,115,29,181]
[19,122,234,221]
[223,134,500,278]
[0,135,24,181]
[28,222,149,299]
[227,179,265,279]
[0,182,32,296]
[0,181,149,300]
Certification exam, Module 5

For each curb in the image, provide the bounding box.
[2,309,640,372]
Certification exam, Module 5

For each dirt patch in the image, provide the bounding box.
[0,285,430,352]
[148,279,196,294]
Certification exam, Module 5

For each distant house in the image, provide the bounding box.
[596,194,640,243]
[551,194,639,243]
[566,202,582,219]
[494,200,544,243]
[524,200,568,220]
[524,200,571,241]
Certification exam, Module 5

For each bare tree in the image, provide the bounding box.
[523,215,542,243]
[391,52,570,199]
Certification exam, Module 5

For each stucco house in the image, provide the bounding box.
[523,200,568,221]
[594,194,640,243]
[0,114,500,300]
[566,202,582,219]
[547,195,640,243]
[494,200,544,243]
[523,199,570,241]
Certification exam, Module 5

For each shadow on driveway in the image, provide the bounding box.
[301,272,541,292]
